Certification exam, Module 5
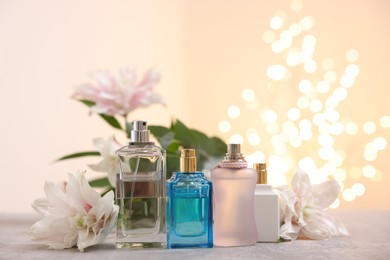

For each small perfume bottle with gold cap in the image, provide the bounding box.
[166,149,213,249]
[253,163,280,242]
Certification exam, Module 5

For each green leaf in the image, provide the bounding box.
[209,136,227,157]
[190,129,213,154]
[149,125,175,150]
[56,151,100,161]
[77,99,122,130]
[149,125,170,136]
[78,99,95,107]
[166,150,180,179]
[166,119,227,171]
[172,119,193,147]
[89,177,111,188]
[125,121,133,139]
[99,114,122,130]
[166,140,181,152]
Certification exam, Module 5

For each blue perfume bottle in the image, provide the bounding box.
[166,149,213,249]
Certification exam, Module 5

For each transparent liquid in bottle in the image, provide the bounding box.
[116,148,166,249]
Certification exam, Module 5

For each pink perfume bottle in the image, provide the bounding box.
[211,144,258,247]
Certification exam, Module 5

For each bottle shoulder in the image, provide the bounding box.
[254,184,278,195]
[211,167,257,179]
[168,172,211,185]
[117,143,165,156]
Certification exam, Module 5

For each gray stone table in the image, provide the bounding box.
[1,210,389,259]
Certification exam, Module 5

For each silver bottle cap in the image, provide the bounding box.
[131,121,150,142]
[223,144,246,162]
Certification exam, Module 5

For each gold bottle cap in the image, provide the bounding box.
[180,149,197,172]
[254,163,267,184]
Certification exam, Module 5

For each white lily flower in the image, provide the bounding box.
[29,171,119,252]
[88,136,122,187]
[275,168,349,240]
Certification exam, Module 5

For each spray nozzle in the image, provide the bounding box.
[131,121,151,142]
[224,144,245,161]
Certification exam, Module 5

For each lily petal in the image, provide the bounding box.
[301,208,349,239]
[292,168,311,189]
[291,168,312,206]
[280,220,301,241]
[29,215,77,249]
[88,136,121,187]
[44,182,72,214]
[311,179,340,209]
[77,192,118,252]
[66,171,100,212]
[31,198,51,216]
[72,66,165,116]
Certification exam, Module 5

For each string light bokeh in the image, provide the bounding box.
[217,0,389,208]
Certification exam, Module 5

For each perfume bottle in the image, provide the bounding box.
[116,121,166,249]
[166,149,213,249]
[253,163,280,243]
[211,144,258,247]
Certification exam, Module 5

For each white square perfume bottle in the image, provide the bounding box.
[253,163,280,242]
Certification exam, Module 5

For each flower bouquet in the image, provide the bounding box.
[57,66,227,191]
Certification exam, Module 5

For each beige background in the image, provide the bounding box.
[1,0,389,212]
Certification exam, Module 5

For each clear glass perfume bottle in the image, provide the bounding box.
[211,144,258,247]
[166,149,213,249]
[253,163,280,243]
[116,121,166,249]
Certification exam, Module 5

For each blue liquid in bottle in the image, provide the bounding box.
[166,149,213,249]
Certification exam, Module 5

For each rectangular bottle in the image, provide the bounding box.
[166,149,213,249]
[253,163,280,243]
[116,121,166,249]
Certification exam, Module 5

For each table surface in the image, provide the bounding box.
[1,210,390,260]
